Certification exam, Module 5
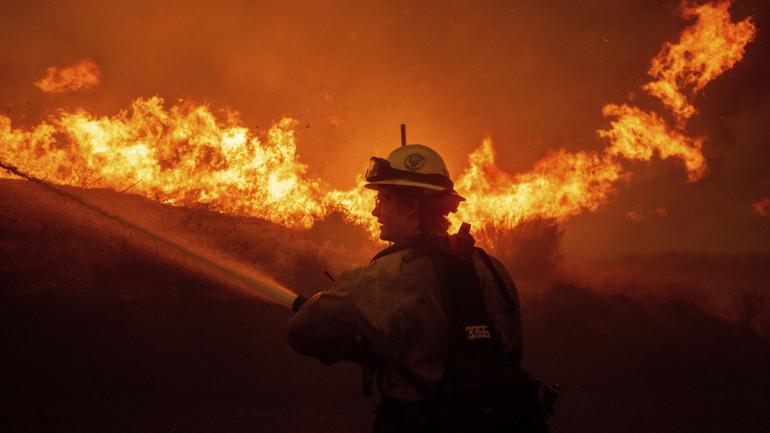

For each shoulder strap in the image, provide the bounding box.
[476,247,516,310]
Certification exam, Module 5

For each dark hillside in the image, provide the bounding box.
[525,284,770,433]
[0,180,372,432]
[1,179,769,432]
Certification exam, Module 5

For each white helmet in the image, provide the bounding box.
[364,144,465,201]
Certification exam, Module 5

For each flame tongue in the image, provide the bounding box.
[454,0,755,235]
[452,138,623,230]
[644,1,757,124]
[599,104,706,182]
[0,1,758,239]
[35,59,101,94]
[2,97,329,229]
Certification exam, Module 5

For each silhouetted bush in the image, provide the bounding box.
[481,218,564,281]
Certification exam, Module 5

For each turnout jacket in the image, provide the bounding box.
[288,233,524,401]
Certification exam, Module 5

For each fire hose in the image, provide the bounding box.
[0,159,303,310]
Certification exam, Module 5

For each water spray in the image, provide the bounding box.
[0,159,301,309]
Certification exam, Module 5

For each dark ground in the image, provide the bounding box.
[1,179,769,433]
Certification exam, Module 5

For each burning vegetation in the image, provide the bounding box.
[0,1,768,431]
[34,59,101,94]
[0,0,758,243]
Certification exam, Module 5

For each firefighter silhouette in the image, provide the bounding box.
[289,142,554,432]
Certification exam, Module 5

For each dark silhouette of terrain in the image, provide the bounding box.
[1,179,768,433]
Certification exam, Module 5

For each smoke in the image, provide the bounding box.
[0,166,301,309]
[474,212,770,335]
[752,196,770,217]
[1,2,769,431]
[0,0,767,320]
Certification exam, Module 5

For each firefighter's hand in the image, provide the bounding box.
[292,295,308,312]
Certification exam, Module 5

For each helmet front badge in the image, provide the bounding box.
[403,153,426,171]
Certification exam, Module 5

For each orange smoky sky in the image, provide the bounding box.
[0,0,768,257]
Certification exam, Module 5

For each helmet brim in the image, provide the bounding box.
[365,179,465,201]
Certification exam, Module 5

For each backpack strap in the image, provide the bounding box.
[476,247,516,311]
[366,231,513,400]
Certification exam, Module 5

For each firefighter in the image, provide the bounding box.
[288,144,550,433]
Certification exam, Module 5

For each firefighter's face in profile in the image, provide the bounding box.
[372,190,419,242]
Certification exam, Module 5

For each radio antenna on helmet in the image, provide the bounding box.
[400,124,406,147]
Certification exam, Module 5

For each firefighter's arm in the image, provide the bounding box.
[287,268,378,366]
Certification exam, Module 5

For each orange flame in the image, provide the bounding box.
[644,1,757,124]
[443,0,751,234]
[0,2,757,239]
[598,104,705,181]
[34,59,101,94]
[1,97,328,228]
[452,138,623,230]
[449,101,705,234]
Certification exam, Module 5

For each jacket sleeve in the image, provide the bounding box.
[287,252,449,388]
[287,267,373,365]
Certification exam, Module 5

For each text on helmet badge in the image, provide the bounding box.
[403,153,426,171]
